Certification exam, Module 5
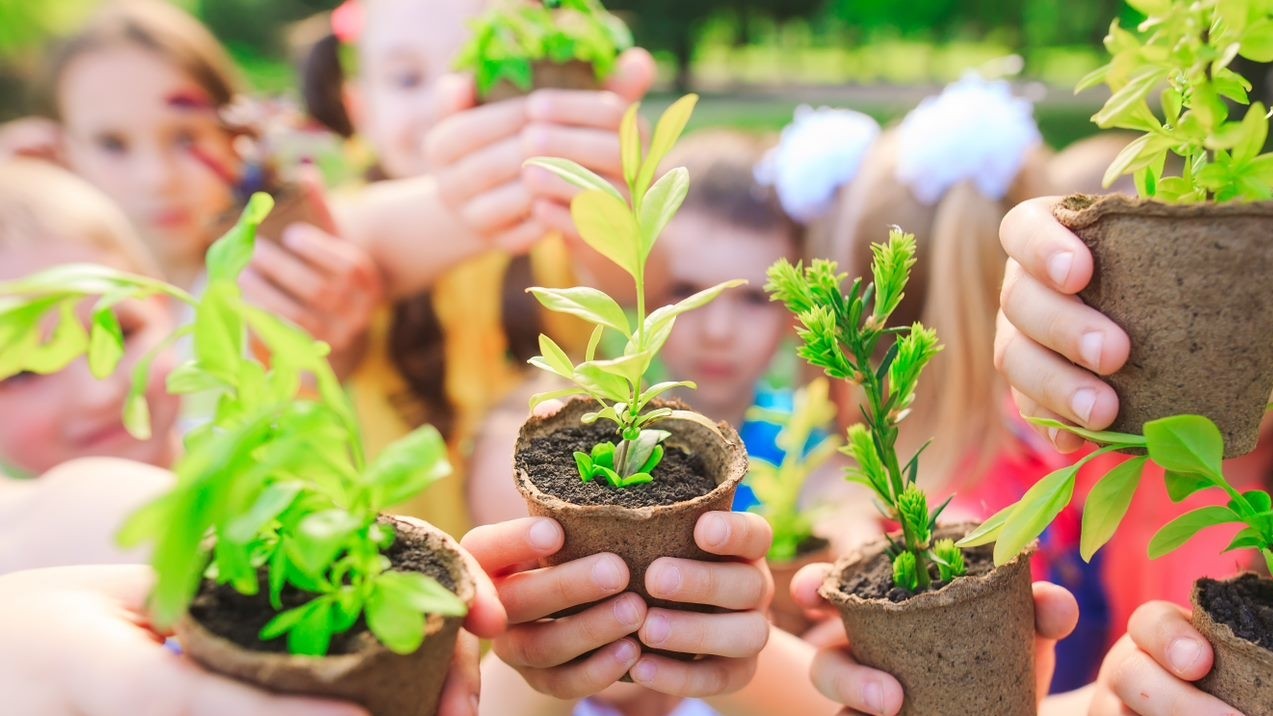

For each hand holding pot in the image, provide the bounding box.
[997,196,1129,452]
[1086,601,1239,716]
[790,562,1078,716]
[0,565,367,716]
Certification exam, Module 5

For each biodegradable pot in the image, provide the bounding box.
[820,524,1037,716]
[1052,194,1273,457]
[176,516,473,716]
[768,537,832,635]
[482,60,600,103]
[514,398,748,610]
[1192,573,1273,716]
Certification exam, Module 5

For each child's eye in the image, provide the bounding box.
[667,282,697,300]
[94,133,128,154]
[390,69,425,90]
[742,289,771,306]
[172,129,197,151]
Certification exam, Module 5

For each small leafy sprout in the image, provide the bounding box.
[767,228,962,591]
[747,378,842,563]
[968,414,1273,577]
[523,94,744,487]
[455,0,633,98]
[0,194,466,657]
[1082,0,1273,202]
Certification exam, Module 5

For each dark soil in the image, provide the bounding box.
[189,520,457,655]
[516,421,716,508]
[1197,574,1273,652]
[840,542,997,603]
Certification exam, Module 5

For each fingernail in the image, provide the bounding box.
[1071,388,1096,424]
[613,639,639,664]
[614,595,643,627]
[593,556,626,591]
[1168,637,1203,674]
[1079,332,1104,371]
[1047,251,1073,287]
[863,680,885,714]
[524,126,551,153]
[1047,427,1060,445]
[701,513,729,548]
[643,612,669,645]
[528,518,560,551]
[630,659,656,683]
[650,562,682,597]
[467,694,480,716]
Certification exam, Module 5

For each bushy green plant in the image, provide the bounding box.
[521,94,743,488]
[746,378,841,562]
[767,228,964,591]
[0,195,465,656]
[456,0,632,98]
[1083,0,1273,201]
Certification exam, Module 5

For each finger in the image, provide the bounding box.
[790,562,834,612]
[280,225,379,293]
[531,199,580,242]
[460,517,564,577]
[435,631,481,716]
[1007,386,1087,453]
[239,268,318,335]
[1033,582,1080,641]
[1000,261,1130,376]
[629,653,757,698]
[426,99,527,168]
[695,511,773,561]
[516,637,641,700]
[638,608,769,658]
[522,124,623,178]
[524,164,624,204]
[249,240,330,308]
[530,399,566,419]
[437,138,527,207]
[645,557,767,610]
[1108,646,1237,716]
[525,89,630,129]
[811,647,904,716]
[460,181,535,235]
[1127,601,1215,682]
[0,564,155,610]
[295,163,340,234]
[999,196,1093,295]
[433,73,478,120]
[802,615,849,649]
[995,314,1120,430]
[492,219,550,254]
[604,47,657,101]
[499,552,630,623]
[494,593,646,669]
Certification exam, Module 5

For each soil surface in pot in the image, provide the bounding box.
[189,532,458,656]
[1197,574,1273,651]
[516,421,715,508]
[840,544,996,603]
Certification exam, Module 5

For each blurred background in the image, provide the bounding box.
[3,0,1271,148]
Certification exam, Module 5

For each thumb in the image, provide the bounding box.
[435,73,478,119]
[295,163,340,236]
[604,48,656,102]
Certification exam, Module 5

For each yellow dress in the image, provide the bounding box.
[349,236,588,538]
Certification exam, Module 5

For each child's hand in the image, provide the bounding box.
[0,117,62,162]
[461,517,646,699]
[791,562,1078,716]
[1085,601,1235,716]
[629,511,775,697]
[997,196,1130,452]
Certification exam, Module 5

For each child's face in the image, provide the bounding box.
[354,0,486,178]
[58,46,237,269]
[0,244,180,476]
[660,214,795,413]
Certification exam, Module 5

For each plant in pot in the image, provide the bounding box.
[456,0,632,103]
[974,413,1273,715]
[511,94,749,620]
[744,377,841,635]
[1060,0,1273,456]
[766,228,1039,715]
[0,195,471,716]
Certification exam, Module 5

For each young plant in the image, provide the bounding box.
[1083,0,1273,201]
[766,228,960,591]
[746,378,842,562]
[0,194,466,656]
[966,415,1273,576]
[456,0,632,99]
[522,94,744,488]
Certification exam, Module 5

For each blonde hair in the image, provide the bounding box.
[824,127,1055,492]
[0,159,161,276]
[1049,132,1140,196]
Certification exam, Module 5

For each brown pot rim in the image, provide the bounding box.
[1053,193,1273,231]
[1191,573,1273,669]
[514,397,748,521]
[819,522,1034,614]
[179,515,474,673]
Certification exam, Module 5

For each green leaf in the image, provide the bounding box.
[87,307,125,379]
[1144,415,1225,481]
[259,601,310,642]
[1026,417,1149,448]
[641,279,746,355]
[206,192,274,284]
[619,472,653,487]
[576,354,642,398]
[528,388,589,413]
[366,426,452,507]
[1081,457,1148,561]
[574,451,594,480]
[1164,470,1212,502]
[637,167,689,260]
[535,334,575,378]
[591,442,616,469]
[193,282,243,384]
[638,444,665,475]
[1093,67,1167,128]
[527,287,630,336]
[523,158,623,202]
[1241,19,1273,62]
[595,465,622,488]
[376,570,466,617]
[291,510,361,576]
[1235,103,1269,163]
[570,189,641,280]
[620,102,642,189]
[225,481,303,544]
[1075,63,1111,93]
[993,463,1079,565]
[123,390,152,441]
[164,360,227,394]
[633,94,698,198]
[621,429,670,477]
[585,323,604,362]
[287,597,336,656]
[1224,527,1267,553]
[638,380,695,406]
[1148,506,1242,559]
